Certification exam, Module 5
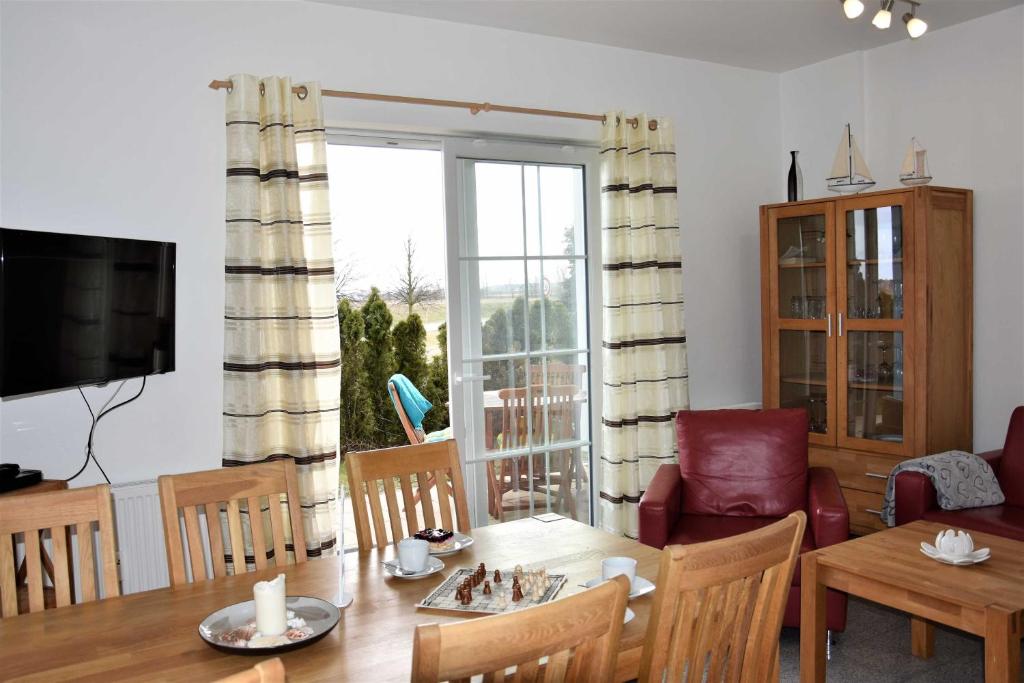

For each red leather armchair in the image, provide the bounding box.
[895,406,1024,540]
[639,408,849,631]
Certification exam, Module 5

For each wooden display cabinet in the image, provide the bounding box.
[760,187,973,535]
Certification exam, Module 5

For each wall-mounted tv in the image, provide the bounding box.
[0,228,176,397]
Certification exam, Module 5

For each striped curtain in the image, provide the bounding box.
[223,74,341,559]
[599,112,690,539]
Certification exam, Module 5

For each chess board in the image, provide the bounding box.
[417,568,566,615]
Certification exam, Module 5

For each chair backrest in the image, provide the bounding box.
[529,362,586,388]
[498,384,577,449]
[0,484,119,618]
[638,511,807,683]
[215,657,285,683]
[346,441,469,550]
[677,408,808,517]
[412,574,630,683]
[390,380,425,446]
[158,460,307,586]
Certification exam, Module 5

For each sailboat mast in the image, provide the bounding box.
[847,124,853,180]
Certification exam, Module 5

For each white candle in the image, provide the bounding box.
[253,573,287,636]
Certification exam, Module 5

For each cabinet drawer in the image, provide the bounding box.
[843,488,888,534]
[809,447,903,494]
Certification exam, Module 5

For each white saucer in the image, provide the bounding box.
[624,607,635,624]
[429,532,475,557]
[383,556,445,579]
[583,576,656,600]
[919,542,990,566]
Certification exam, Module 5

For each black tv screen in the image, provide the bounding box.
[0,228,175,397]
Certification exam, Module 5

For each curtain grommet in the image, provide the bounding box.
[649,120,658,131]
[630,119,639,130]
[259,82,266,97]
[296,85,309,100]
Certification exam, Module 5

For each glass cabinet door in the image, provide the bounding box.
[837,198,912,455]
[767,203,836,445]
[776,214,828,321]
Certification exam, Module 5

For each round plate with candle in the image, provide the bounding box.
[198,595,341,654]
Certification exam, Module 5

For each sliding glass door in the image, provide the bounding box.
[443,140,600,527]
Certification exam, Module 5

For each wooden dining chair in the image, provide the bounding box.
[345,440,469,551]
[412,574,630,682]
[158,460,307,586]
[638,511,807,683]
[0,484,120,618]
[215,657,285,683]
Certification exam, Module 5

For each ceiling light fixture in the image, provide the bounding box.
[872,0,894,29]
[842,0,865,19]
[903,1,928,38]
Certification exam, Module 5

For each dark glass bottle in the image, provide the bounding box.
[787,150,803,202]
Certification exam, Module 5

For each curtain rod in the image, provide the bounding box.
[207,79,657,129]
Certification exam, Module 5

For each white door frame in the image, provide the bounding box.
[441,137,602,527]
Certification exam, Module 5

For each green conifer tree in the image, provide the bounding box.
[337,299,374,452]
[422,322,449,433]
[392,313,428,389]
[360,288,401,444]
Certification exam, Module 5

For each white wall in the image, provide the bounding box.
[0,1,781,484]
[781,6,1024,450]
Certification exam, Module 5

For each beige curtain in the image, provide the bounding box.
[599,112,689,538]
[223,74,340,559]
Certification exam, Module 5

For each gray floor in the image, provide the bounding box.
[779,597,1024,682]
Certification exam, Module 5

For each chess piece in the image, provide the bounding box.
[477,562,486,579]
[493,569,502,584]
[456,586,465,602]
[514,564,524,579]
[461,590,472,606]
[494,592,508,610]
[483,580,491,595]
[512,582,523,602]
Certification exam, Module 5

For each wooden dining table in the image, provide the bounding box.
[0,516,662,682]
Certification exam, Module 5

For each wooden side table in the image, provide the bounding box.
[801,521,1024,682]
[1,479,72,613]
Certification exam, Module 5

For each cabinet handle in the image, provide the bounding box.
[865,508,883,516]
[827,313,832,337]
[838,312,844,337]
[864,472,888,480]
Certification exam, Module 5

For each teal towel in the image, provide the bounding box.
[389,373,432,430]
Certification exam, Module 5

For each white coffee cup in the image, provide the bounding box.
[397,538,430,573]
[602,556,637,589]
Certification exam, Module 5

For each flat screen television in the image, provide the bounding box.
[0,228,175,397]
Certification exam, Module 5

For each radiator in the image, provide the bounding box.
[111,479,169,594]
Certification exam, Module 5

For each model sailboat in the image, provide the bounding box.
[899,137,932,186]
[827,123,875,194]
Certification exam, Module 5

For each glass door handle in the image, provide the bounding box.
[838,312,844,337]
[455,374,492,384]
[827,313,832,337]
[864,472,888,480]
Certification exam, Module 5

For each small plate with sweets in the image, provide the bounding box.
[416,528,474,557]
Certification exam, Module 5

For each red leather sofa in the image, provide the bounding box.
[638,408,849,631]
[895,406,1024,540]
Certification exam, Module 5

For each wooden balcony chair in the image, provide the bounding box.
[345,441,469,551]
[215,657,285,683]
[528,361,587,388]
[0,484,120,618]
[412,574,630,682]
[490,384,584,521]
[638,511,807,683]
[157,460,307,586]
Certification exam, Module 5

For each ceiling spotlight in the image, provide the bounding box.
[872,0,894,28]
[903,2,928,38]
[842,0,865,19]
